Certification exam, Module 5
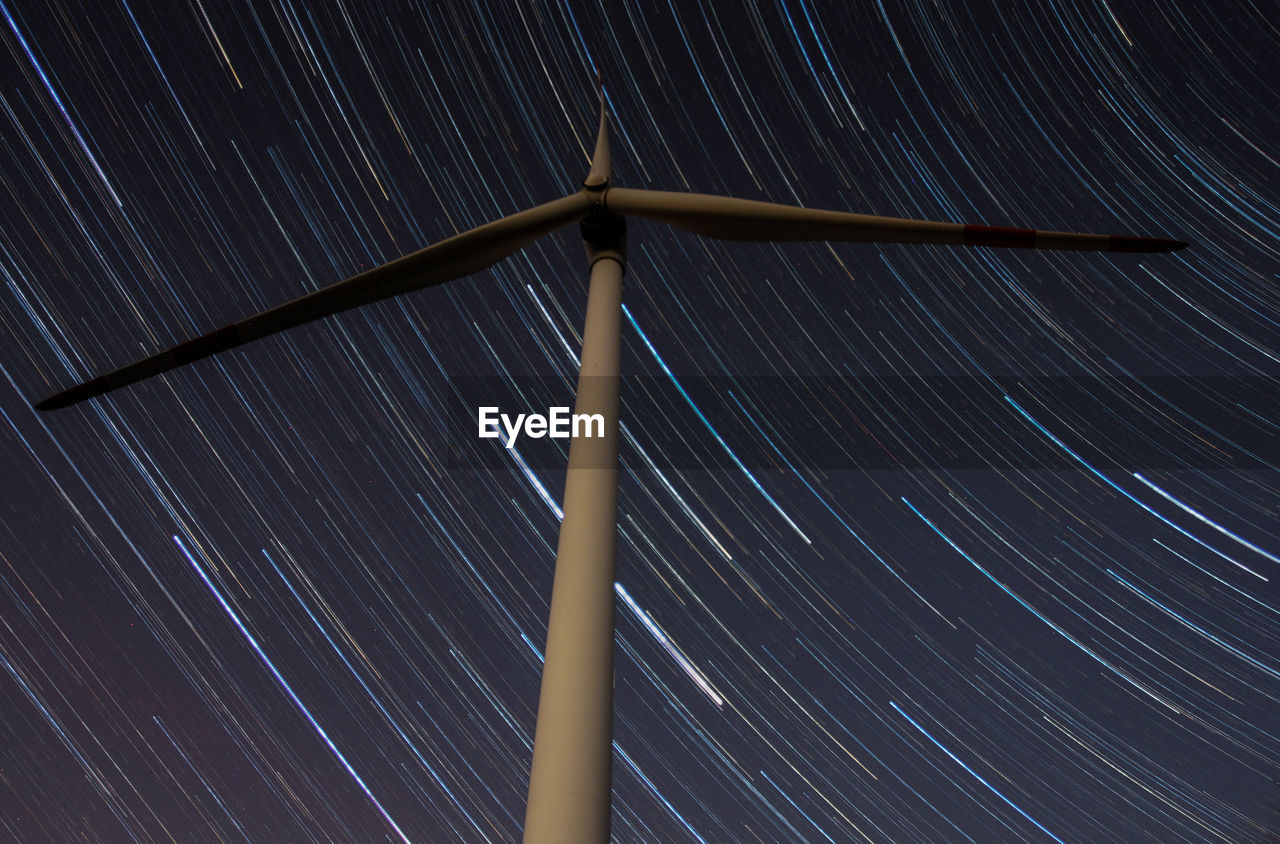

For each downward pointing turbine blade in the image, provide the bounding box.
[36,192,591,410]
[605,188,1188,252]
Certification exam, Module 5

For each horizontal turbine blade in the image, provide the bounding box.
[36,192,590,410]
[604,188,1188,252]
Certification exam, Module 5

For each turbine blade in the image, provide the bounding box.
[36,192,590,410]
[604,188,1188,252]
[585,91,611,187]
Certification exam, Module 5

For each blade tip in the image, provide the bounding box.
[35,391,75,411]
[34,381,97,411]
[1111,235,1190,253]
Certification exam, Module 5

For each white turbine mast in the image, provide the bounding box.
[35,87,1186,843]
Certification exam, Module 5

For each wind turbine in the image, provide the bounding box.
[34,88,1187,843]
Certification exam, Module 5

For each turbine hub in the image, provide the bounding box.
[580,186,626,268]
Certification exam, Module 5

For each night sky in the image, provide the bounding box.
[3,1,1278,841]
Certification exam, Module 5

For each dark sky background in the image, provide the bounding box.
[3,1,1279,841]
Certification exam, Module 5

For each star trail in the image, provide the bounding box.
[3,1,1279,841]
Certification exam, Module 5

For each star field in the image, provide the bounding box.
[3,1,1279,841]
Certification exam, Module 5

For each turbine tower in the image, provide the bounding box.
[34,89,1186,843]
